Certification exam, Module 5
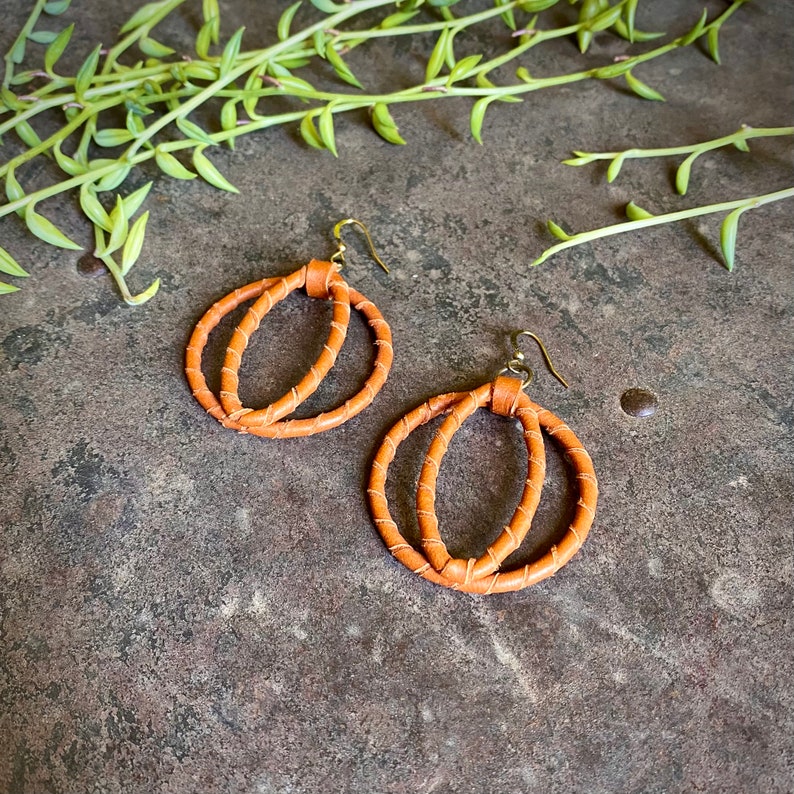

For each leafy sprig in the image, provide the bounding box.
[0,0,749,300]
[535,125,794,270]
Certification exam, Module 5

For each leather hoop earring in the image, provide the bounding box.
[368,331,598,594]
[186,219,393,438]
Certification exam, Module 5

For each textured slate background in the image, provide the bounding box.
[1,1,792,792]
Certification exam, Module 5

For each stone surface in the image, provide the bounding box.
[1,1,792,792]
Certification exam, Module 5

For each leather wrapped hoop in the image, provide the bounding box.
[185,259,393,437]
[368,376,598,593]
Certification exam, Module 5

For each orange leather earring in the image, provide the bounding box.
[186,219,393,438]
[368,331,598,594]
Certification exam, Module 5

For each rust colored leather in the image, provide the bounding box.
[185,260,392,437]
[417,377,546,583]
[220,261,351,427]
[368,377,598,594]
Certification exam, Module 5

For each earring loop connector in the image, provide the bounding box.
[499,329,570,390]
[331,218,391,274]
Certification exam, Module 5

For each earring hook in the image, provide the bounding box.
[330,218,390,274]
[502,330,569,390]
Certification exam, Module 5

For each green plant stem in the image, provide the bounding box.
[0,0,754,303]
[124,0,395,159]
[2,0,48,89]
[101,0,188,75]
[1,1,737,194]
[569,125,794,163]
[532,187,794,266]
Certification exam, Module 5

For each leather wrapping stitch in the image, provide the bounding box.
[368,379,598,594]
[184,263,392,438]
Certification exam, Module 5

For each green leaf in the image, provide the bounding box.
[122,182,153,217]
[94,127,135,147]
[26,205,83,250]
[623,0,638,42]
[447,53,482,85]
[53,141,85,175]
[220,27,245,77]
[625,70,665,102]
[75,43,102,98]
[494,0,516,29]
[155,148,197,179]
[425,29,450,82]
[469,96,495,145]
[371,103,406,146]
[28,30,59,44]
[220,99,238,132]
[310,0,348,12]
[5,167,25,209]
[202,0,220,28]
[195,18,215,59]
[79,185,112,231]
[326,43,363,89]
[279,56,310,70]
[125,277,161,306]
[44,23,73,72]
[126,109,146,137]
[11,37,26,64]
[16,120,43,149]
[242,73,263,121]
[576,0,602,53]
[278,2,302,41]
[606,152,628,183]
[612,19,665,42]
[380,9,421,29]
[121,211,149,274]
[675,152,698,195]
[516,66,532,83]
[707,26,721,65]
[299,114,326,150]
[0,246,29,277]
[184,62,219,81]
[140,37,175,58]
[679,9,708,47]
[1,87,22,111]
[561,155,595,166]
[588,5,623,33]
[176,117,215,144]
[547,220,574,241]
[193,146,239,192]
[312,30,327,58]
[625,201,654,221]
[99,195,129,256]
[277,75,316,92]
[10,69,41,86]
[592,60,633,79]
[720,206,748,271]
[44,0,72,13]
[517,0,559,11]
[267,61,293,79]
[318,103,337,157]
[120,1,168,34]
[95,162,131,192]
[734,138,750,153]
[0,282,20,295]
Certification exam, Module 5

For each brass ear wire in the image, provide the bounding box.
[503,330,569,390]
[330,218,391,274]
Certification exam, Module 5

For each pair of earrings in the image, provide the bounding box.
[185,220,598,594]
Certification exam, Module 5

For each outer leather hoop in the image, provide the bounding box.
[185,260,393,437]
[368,376,598,594]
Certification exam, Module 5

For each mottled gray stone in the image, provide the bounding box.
[1,1,792,793]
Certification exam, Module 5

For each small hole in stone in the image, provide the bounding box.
[620,388,658,418]
[77,254,108,278]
